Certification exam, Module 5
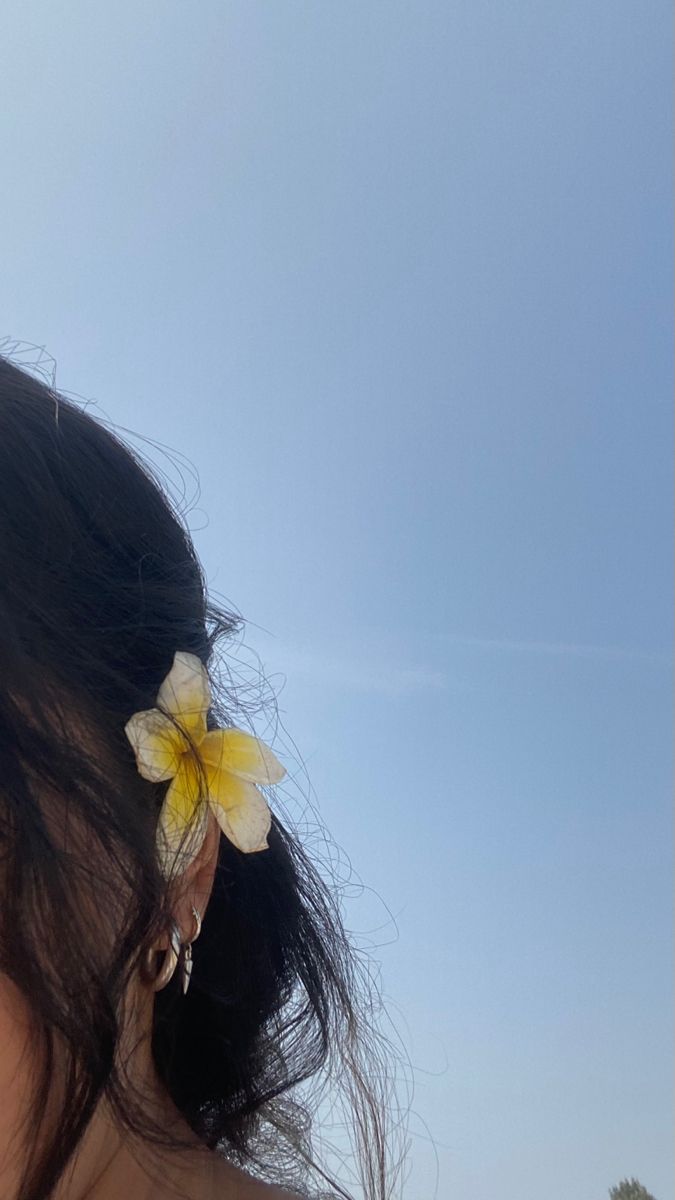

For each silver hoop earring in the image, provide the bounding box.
[181,906,202,996]
[143,919,182,992]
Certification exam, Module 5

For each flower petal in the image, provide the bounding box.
[124,708,187,782]
[209,771,271,853]
[156,755,207,877]
[156,651,210,743]
[199,728,285,786]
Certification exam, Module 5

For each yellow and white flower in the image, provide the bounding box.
[124,650,285,877]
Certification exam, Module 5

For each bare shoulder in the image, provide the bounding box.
[210,1158,304,1199]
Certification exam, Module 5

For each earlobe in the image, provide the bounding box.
[140,908,202,994]
[140,812,218,993]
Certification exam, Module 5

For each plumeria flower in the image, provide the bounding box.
[124,651,285,877]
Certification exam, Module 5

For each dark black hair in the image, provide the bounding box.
[0,352,406,1200]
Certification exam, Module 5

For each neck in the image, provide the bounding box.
[51,1022,213,1200]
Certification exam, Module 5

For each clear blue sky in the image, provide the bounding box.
[1,4,672,1198]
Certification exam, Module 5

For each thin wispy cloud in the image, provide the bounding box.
[436,633,672,665]
[259,641,449,697]
[258,633,671,700]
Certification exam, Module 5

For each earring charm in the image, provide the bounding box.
[181,905,202,996]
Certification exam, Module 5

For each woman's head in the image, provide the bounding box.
[0,354,402,1200]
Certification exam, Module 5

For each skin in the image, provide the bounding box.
[0,811,300,1200]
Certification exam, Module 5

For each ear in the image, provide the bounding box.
[171,808,220,939]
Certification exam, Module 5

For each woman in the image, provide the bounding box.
[0,355,402,1200]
